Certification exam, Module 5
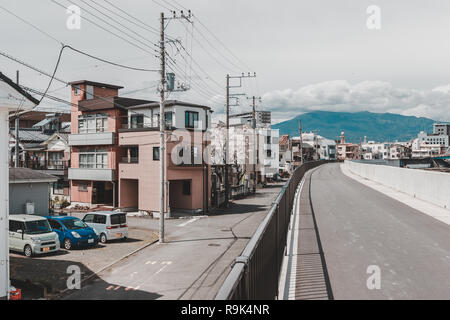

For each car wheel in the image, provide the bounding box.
[24,245,33,257]
[100,233,107,244]
[64,238,72,250]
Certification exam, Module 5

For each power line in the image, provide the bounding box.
[1,3,159,72]
[151,0,173,12]
[0,4,62,45]
[51,0,156,55]
[64,45,159,72]
[193,14,254,72]
[77,0,160,49]
[39,45,66,103]
[102,0,168,39]
[90,0,161,38]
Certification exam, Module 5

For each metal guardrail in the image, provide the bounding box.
[215,160,329,300]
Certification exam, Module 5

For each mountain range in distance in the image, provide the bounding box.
[271,111,436,143]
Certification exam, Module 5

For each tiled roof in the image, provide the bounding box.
[10,128,51,142]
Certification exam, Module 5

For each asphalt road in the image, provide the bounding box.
[63,182,284,300]
[310,163,450,299]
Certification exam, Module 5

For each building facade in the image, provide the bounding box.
[118,100,212,214]
[67,80,152,207]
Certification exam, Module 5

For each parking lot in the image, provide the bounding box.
[10,225,158,299]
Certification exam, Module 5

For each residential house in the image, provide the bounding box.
[389,143,412,160]
[1,71,39,299]
[279,134,293,175]
[67,80,152,208]
[118,100,212,214]
[40,132,71,202]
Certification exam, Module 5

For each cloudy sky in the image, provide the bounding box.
[2,0,450,123]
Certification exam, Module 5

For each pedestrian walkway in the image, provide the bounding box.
[280,170,332,300]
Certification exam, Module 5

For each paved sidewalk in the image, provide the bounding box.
[279,169,331,300]
[63,182,284,300]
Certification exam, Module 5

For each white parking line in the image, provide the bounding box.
[177,217,200,227]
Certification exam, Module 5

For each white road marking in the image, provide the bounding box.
[177,217,201,227]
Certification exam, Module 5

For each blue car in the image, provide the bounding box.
[45,216,99,250]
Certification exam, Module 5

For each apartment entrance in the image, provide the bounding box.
[119,179,138,210]
[169,179,193,211]
[92,181,113,205]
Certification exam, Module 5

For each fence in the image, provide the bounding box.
[231,184,250,199]
[215,160,328,300]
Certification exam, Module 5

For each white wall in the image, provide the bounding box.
[0,110,9,299]
[344,161,450,210]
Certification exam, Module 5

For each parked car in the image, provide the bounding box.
[9,215,60,257]
[82,211,128,243]
[45,216,99,250]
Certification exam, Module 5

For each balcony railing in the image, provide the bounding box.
[10,160,70,171]
[120,157,139,164]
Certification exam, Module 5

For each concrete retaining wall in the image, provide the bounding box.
[344,160,450,210]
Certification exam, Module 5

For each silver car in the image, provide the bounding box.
[82,211,128,244]
[9,215,60,257]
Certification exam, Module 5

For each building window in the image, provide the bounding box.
[130,146,139,163]
[266,135,271,144]
[153,147,160,161]
[131,114,144,129]
[165,112,173,128]
[53,181,69,195]
[78,182,88,192]
[86,85,94,100]
[183,180,191,195]
[185,111,199,128]
[78,114,108,133]
[79,148,108,169]
[74,85,81,96]
[267,150,272,158]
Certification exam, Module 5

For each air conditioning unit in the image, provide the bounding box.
[25,202,35,215]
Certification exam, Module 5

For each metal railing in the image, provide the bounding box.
[215,160,329,300]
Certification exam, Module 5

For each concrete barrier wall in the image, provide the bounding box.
[344,160,450,210]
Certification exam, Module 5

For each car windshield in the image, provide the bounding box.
[24,220,52,235]
[62,219,88,230]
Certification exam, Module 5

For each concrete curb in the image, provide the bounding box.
[53,237,159,299]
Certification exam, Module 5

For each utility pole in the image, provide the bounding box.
[158,10,192,243]
[14,71,19,168]
[159,12,166,244]
[225,74,230,205]
[224,73,256,205]
[249,96,261,193]
[299,120,303,165]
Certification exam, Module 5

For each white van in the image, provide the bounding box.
[9,215,60,257]
[82,211,128,243]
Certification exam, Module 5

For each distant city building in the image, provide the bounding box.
[361,142,391,160]
[433,123,450,136]
[336,132,359,160]
[411,126,449,158]
[229,111,271,127]
[389,143,412,160]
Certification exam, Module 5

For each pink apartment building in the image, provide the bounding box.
[118,100,212,214]
[68,80,152,207]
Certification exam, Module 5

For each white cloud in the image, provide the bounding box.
[262,80,450,124]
